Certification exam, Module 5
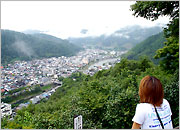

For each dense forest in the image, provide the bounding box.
[1,30,83,65]
[1,58,179,129]
[123,32,166,64]
[1,1,179,129]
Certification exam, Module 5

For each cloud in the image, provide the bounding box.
[80,29,88,34]
[12,40,36,57]
[113,33,130,39]
[23,29,47,34]
[2,1,169,39]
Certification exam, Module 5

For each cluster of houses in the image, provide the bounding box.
[1,102,13,118]
[1,49,118,95]
[1,49,125,118]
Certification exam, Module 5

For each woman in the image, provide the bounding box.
[132,75,173,129]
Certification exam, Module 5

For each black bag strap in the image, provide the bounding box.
[154,105,164,129]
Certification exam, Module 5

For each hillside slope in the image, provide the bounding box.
[123,32,166,64]
[1,30,82,65]
[1,58,178,129]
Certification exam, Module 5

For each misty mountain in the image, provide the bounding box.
[68,25,163,50]
[23,29,44,34]
[123,31,166,64]
[1,30,83,65]
[32,33,67,43]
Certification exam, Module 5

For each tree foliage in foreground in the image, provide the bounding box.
[1,58,178,129]
[131,1,179,73]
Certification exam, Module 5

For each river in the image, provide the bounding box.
[88,58,120,69]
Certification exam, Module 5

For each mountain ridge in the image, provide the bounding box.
[123,31,166,64]
[1,29,83,65]
[68,25,163,50]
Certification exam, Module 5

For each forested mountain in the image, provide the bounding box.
[123,32,166,64]
[1,30,83,65]
[32,33,67,43]
[68,25,162,50]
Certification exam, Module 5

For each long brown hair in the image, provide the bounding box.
[139,75,164,106]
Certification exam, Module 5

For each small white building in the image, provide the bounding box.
[30,97,40,104]
[1,102,12,118]
[16,103,28,110]
[110,51,116,55]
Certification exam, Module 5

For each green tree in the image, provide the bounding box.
[131,1,179,73]
[1,59,178,128]
[164,69,179,127]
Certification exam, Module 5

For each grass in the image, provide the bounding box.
[41,85,52,91]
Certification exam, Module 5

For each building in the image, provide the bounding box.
[1,102,12,118]
[16,103,29,110]
[82,58,89,64]
[30,97,40,104]
[1,89,5,93]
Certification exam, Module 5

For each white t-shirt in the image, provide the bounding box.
[132,99,173,129]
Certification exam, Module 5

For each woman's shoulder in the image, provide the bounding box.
[162,98,170,106]
[136,99,170,108]
[135,103,153,115]
[137,102,153,109]
[163,98,169,103]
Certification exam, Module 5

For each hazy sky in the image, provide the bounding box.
[2,1,170,39]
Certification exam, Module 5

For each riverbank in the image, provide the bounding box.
[2,84,59,109]
[81,57,121,76]
[14,84,62,111]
